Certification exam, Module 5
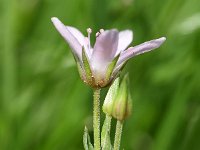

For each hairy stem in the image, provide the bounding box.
[114,121,123,150]
[93,88,101,150]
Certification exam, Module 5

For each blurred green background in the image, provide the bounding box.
[0,0,200,149]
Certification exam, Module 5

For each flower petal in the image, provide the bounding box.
[117,37,166,66]
[51,17,82,60]
[90,29,119,79]
[115,30,133,56]
[66,26,92,58]
[66,26,85,46]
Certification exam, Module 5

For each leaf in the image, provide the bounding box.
[101,115,113,150]
[83,127,89,150]
[87,130,94,150]
[83,126,94,150]
[88,143,94,150]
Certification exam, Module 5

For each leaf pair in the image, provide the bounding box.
[101,115,113,150]
[83,116,113,150]
[83,127,94,150]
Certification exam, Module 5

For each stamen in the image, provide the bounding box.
[100,29,104,33]
[96,32,100,37]
[96,29,104,37]
[87,28,92,34]
[87,28,92,50]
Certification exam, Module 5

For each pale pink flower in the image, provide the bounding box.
[51,17,166,88]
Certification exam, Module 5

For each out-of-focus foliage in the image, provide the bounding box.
[0,0,200,149]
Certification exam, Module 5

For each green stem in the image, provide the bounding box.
[93,88,101,150]
[114,121,123,150]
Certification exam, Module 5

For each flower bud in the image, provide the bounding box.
[102,78,119,115]
[111,74,132,121]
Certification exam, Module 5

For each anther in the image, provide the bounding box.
[96,32,100,37]
[87,28,92,50]
[100,29,104,33]
[87,28,92,34]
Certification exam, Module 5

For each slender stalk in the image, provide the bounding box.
[114,121,123,150]
[93,88,101,150]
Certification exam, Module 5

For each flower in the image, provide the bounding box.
[51,17,166,88]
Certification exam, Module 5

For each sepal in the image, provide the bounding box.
[105,54,120,82]
[72,51,86,81]
[82,47,93,83]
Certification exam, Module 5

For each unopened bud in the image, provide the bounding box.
[111,74,132,121]
[102,78,119,115]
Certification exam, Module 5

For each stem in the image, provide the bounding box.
[93,88,101,150]
[114,121,123,150]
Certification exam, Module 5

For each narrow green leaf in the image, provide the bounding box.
[87,129,94,150]
[106,54,120,81]
[101,115,112,150]
[83,127,89,150]
[83,126,94,150]
[88,143,94,150]
[82,47,92,81]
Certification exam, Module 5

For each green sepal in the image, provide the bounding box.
[76,61,85,79]
[113,61,128,79]
[83,126,94,150]
[101,115,113,150]
[103,78,119,115]
[106,54,120,82]
[82,47,92,82]
[71,52,85,79]
[125,93,132,119]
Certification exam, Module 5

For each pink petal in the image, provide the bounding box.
[66,26,92,58]
[115,30,133,56]
[90,29,119,78]
[51,17,82,60]
[117,37,166,67]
